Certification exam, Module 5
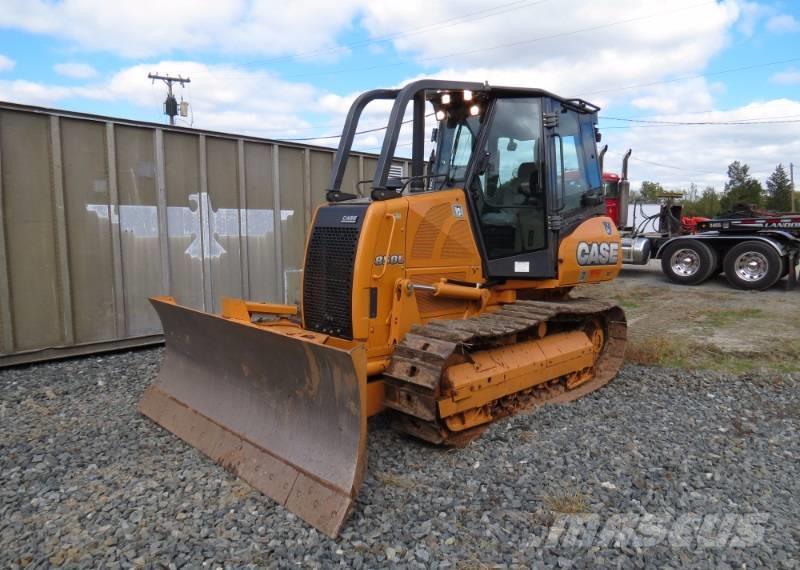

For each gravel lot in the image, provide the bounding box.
[2,348,798,568]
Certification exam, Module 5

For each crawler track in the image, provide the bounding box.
[383,298,627,445]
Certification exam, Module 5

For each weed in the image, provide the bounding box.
[455,558,491,570]
[375,471,416,490]
[540,486,590,514]
[625,335,689,367]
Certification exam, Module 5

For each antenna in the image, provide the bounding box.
[148,73,191,126]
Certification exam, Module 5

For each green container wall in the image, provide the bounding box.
[0,102,408,365]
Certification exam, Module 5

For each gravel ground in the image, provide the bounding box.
[1,348,798,568]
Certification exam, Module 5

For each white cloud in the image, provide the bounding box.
[628,79,721,114]
[0,0,788,188]
[771,68,800,85]
[765,13,799,33]
[353,0,743,120]
[0,0,364,58]
[108,61,330,136]
[53,62,98,79]
[605,99,800,189]
[0,54,14,72]
[0,61,330,138]
[362,0,738,75]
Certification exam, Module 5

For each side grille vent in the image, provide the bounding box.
[303,225,360,339]
[410,203,451,261]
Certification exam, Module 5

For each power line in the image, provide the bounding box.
[630,156,720,177]
[228,0,548,71]
[581,56,800,97]
[602,113,800,125]
[276,108,800,143]
[151,49,800,138]
[600,119,800,129]
[279,112,435,142]
[278,0,715,80]
[192,0,550,81]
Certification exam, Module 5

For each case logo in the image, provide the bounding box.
[577,241,619,266]
[452,204,464,218]
[603,221,613,236]
[340,215,359,224]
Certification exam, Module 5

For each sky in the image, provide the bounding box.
[0,0,798,191]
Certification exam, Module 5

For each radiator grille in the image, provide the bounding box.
[303,225,360,339]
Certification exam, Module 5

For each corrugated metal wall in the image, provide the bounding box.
[0,102,407,365]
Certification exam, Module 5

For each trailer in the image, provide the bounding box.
[600,148,800,290]
[628,212,800,290]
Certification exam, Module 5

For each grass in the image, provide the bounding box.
[692,307,764,328]
[625,334,800,374]
[540,486,591,514]
[625,335,689,368]
[583,273,800,375]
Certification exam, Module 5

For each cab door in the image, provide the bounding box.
[547,98,604,237]
[468,97,556,279]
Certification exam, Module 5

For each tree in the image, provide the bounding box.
[765,163,792,212]
[720,161,764,211]
[638,180,665,201]
[682,185,721,218]
[694,186,721,218]
[685,182,699,202]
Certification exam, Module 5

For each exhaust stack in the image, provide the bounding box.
[598,144,608,174]
[618,149,632,229]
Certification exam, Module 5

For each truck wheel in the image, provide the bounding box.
[723,241,782,290]
[660,240,718,285]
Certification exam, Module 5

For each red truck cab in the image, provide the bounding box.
[603,172,622,228]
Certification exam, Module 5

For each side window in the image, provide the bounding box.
[554,112,591,212]
[450,125,473,173]
[581,120,601,189]
[435,121,475,184]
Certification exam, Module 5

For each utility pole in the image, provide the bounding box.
[791,162,796,212]
[148,73,191,126]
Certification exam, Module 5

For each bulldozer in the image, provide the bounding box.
[139,79,627,537]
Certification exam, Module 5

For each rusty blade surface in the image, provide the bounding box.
[139,298,367,538]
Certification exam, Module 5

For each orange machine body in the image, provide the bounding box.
[303,188,621,379]
[217,187,620,418]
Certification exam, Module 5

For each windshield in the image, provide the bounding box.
[430,115,481,188]
[603,180,619,198]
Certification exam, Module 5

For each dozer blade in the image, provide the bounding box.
[139,298,367,538]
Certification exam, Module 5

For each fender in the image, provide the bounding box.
[654,234,787,259]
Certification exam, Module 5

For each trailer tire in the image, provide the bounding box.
[660,240,718,285]
[723,241,782,290]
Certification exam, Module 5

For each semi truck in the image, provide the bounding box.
[600,148,800,290]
